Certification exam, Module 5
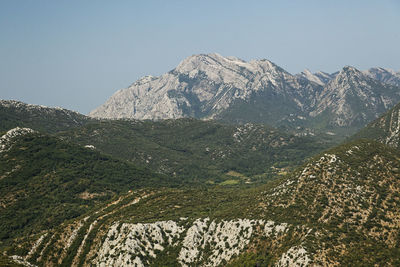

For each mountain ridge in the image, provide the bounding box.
[89,54,400,136]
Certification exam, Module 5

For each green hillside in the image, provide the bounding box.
[0,129,170,245]
[0,100,91,133]
[4,138,400,266]
[351,101,400,147]
[57,118,334,183]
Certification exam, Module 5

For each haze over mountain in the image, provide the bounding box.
[90,53,400,135]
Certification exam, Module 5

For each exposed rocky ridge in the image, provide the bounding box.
[363,67,400,87]
[0,127,35,153]
[90,54,400,132]
[260,139,400,265]
[89,53,323,124]
[8,189,314,267]
[309,66,400,128]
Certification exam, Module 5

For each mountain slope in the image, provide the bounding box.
[0,100,91,134]
[5,139,400,266]
[90,54,400,136]
[309,66,400,130]
[259,139,400,265]
[363,67,400,87]
[0,127,169,244]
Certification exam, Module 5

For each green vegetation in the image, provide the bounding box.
[0,255,23,266]
[0,100,90,134]
[57,118,334,184]
[0,131,170,244]
[3,100,400,265]
[350,101,400,147]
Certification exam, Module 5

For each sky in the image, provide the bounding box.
[1,0,400,114]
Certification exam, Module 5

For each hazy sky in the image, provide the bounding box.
[1,0,400,114]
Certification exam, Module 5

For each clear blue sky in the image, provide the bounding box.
[1,0,399,114]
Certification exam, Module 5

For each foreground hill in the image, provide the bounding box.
[5,139,400,266]
[0,127,169,245]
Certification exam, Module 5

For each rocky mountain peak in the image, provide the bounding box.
[363,67,400,87]
[173,53,283,78]
[338,65,362,76]
[310,64,400,128]
[331,65,367,87]
[89,55,400,132]
[297,69,326,86]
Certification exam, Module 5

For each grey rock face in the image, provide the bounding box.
[363,67,400,87]
[310,66,400,127]
[90,54,400,129]
[296,69,334,86]
[89,53,321,121]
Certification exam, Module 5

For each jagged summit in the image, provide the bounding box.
[363,67,400,87]
[314,71,335,83]
[332,65,366,86]
[89,53,319,123]
[310,65,400,127]
[90,54,400,132]
[173,53,288,81]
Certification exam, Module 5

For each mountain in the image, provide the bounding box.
[296,69,334,86]
[0,100,91,134]
[5,139,400,266]
[313,71,337,84]
[309,66,400,131]
[90,54,400,136]
[363,67,400,87]
[89,53,323,126]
